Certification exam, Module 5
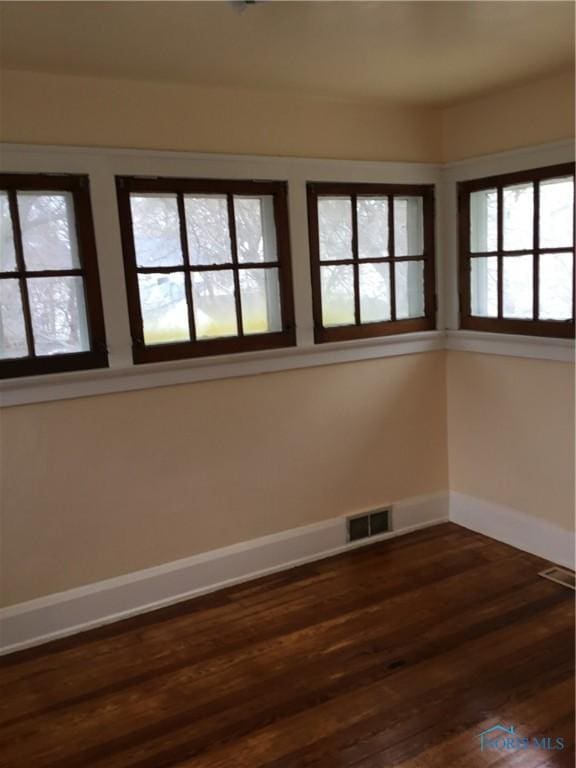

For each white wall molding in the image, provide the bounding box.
[2,487,574,655]
[0,492,449,655]
[445,331,575,363]
[449,491,575,569]
[0,331,445,407]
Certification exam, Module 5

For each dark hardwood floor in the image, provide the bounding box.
[1,523,574,767]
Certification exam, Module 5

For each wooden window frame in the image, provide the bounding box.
[307,182,436,344]
[458,163,576,338]
[0,173,108,379]
[116,176,296,365]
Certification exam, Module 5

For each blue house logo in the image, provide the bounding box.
[479,724,565,752]
[479,725,516,751]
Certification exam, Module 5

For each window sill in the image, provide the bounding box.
[0,330,444,407]
[445,330,575,363]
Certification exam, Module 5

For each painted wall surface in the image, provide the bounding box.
[0,70,442,163]
[0,353,448,605]
[441,69,575,162]
[0,67,575,608]
[447,351,575,531]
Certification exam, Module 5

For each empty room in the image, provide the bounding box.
[0,1,574,765]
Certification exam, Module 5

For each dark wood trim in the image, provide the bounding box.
[117,176,289,196]
[0,173,109,379]
[533,181,540,320]
[497,186,503,319]
[226,194,244,337]
[177,192,197,342]
[459,315,574,338]
[351,194,360,325]
[389,195,397,321]
[307,182,436,343]
[458,163,575,193]
[132,330,295,365]
[458,163,576,339]
[7,189,36,358]
[116,176,296,363]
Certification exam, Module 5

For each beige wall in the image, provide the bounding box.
[0,70,442,162]
[2,68,574,164]
[441,69,575,162]
[447,352,575,531]
[1,353,448,605]
[0,67,574,607]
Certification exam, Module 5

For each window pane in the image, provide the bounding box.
[0,192,17,271]
[358,197,388,259]
[235,196,277,264]
[185,196,232,265]
[394,197,423,256]
[239,268,281,334]
[540,177,574,248]
[539,252,573,320]
[320,264,354,326]
[503,183,533,251]
[470,256,498,317]
[318,198,352,261]
[395,261,425,319]
[138,273,190,345]
[503,254,533,319]
[192,270,238,339]
[18,192,80,270]
[359,263,390,322]
[130,194,183,268]
[470,189,497,252]
[28,276,89,355]
[0,279,28,358]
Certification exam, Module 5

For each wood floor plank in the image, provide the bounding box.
[0,524,573,768]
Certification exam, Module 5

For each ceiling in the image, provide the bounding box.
[0,1,573,107]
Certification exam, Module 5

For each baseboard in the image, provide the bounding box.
[449,491,575,569]
[0,492,448,655]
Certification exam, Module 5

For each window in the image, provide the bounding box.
[458,163,575,338]
[307,183,436,342]
[0,174,107,379]
[116,177,296,363]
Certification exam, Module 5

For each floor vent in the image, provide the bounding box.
[539,567,575,590]
[347,508,392,542]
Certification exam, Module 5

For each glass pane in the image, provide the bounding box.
[130,194,183,268]
[138,272,190,345]
[503,183,533,251]
[28,276,89,355]
[540,177,574,248]
[192,270,238,339]
[320,265,354,326]
[359,263,390,323]
[235,196,277,264]
[0,192,17,271]
[394,197,423,256]
[358,197,388,259]
[503,255,533,319]
[318,198,352,261]
[18,192,80,270]
[539,252,573,320]
[0,279,28,358]
[185,196,232,265]
[470,188,497,252]
[395,261,425,319]
[239,268,281,334]
[470,256,498,317]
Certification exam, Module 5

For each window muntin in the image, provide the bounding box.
[308,183,435,342]
[0,174,107,379]
[459,163,575,338]
[116,177,295,364]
